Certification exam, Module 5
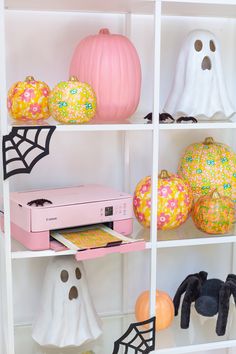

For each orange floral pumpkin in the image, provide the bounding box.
[133,170,193,230]
[135,290,174,331]
[192,190,235,234]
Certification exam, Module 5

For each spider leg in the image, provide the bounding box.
[180,276,204,329]
[226,274,236,305]
[173,271,207,316]
[216,282,231,336]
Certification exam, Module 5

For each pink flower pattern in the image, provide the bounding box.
[29,103,41,114]
[41,87,49,97]
[7,98,12,109]
[158,185,172,197]
[167,199,178,210]
[177,212,185,221]
[158,212,170,227]
[21,88,35,102]
[140,184,149,194]
[177,184,184,192]
[133,196,141,208]
[184,195,191,206]
[137,212,145,222]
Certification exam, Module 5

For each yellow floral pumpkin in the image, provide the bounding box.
[192,190,235,234]
[49,76,96,124]
[7,76,50,121]
[178,137,236,203]
[133,170,193,230]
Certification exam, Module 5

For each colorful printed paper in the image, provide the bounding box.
[51,225,137,250]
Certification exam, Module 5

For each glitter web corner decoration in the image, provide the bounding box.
[112,317,156,354]
[2,126,56,180]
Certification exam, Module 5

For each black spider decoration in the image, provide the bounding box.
[144,112,175,124]
[173,271,236,336]
[112,317,156,354]
[27,199,53,207]
[2,126,56,180]
[176,116,198,123]
[143,112,197,124]
[144,112,153,123]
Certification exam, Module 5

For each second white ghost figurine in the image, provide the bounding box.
[32,256,102,347]
[164,30,235,119]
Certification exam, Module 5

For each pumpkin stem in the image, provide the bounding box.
[204,137,214,145]
[211,189,221,199]
[159,170,170,179]
[69,76,79,82]
[99,28,110,35]
[25,76,35,82]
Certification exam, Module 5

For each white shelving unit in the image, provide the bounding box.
[1,0,236,354]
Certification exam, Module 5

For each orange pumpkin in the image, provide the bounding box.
[135,290,174,331]
[192,190,235,234]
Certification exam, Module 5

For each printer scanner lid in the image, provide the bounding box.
[10,184,132,208]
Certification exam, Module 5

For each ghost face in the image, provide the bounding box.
[164,30,235,119]
[32,257,102,348]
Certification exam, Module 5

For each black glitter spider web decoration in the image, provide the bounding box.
[112,317,156,354]
[2,126,56,180]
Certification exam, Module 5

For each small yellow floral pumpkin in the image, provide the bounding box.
[7,76,50,121]
[192,190,235,234]
[49,76,96,124]
[133,170,193,230]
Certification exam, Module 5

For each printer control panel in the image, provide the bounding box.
[105,206,113,216]
[100,201,129,220]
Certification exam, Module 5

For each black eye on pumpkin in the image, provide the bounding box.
[194,40,203,52]
[60,270,69,282]
[75,267,82,280]
[210,40,216,52]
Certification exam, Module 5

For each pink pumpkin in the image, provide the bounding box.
[69,28,141,122]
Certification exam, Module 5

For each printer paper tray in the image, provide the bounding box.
[50,239,146,261]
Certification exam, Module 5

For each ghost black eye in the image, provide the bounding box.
[75,267,82,280]
[210,40,216,52]
[61,270,69,282]
[194,40,203,52]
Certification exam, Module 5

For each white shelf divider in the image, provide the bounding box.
[0,0,15,353]
[5,0,155,14]
[155,340,236,354]
[149,0,161,320]
[159,122,236,130]
[162,0,236,18]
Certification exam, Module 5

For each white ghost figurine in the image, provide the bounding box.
[32,256,102,347]
[164,30,235,119]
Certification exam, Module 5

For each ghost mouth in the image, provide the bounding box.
[69,286,78,300]
[201,56,212,71]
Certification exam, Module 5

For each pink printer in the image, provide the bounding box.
[10,184,134,251]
